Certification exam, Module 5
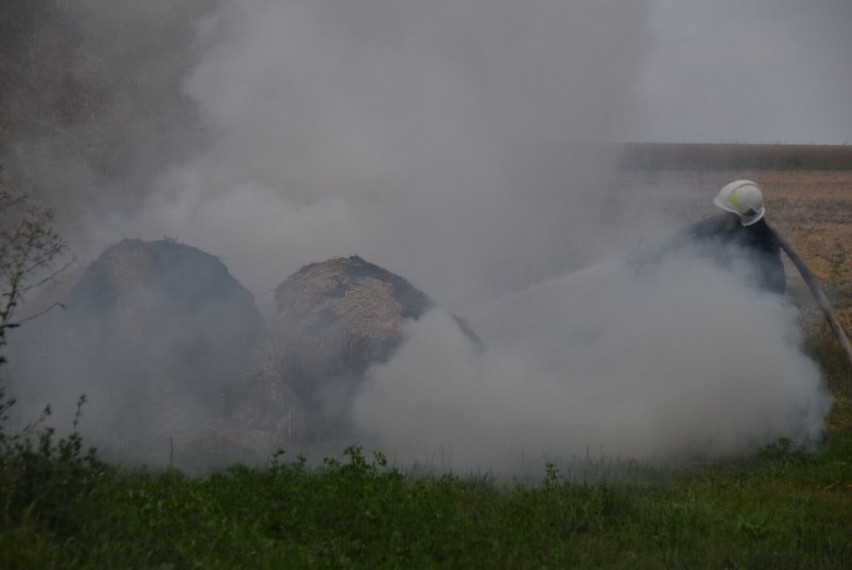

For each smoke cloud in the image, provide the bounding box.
[2,1,835,472]
[82,0,654,307]
[353,256,831,472]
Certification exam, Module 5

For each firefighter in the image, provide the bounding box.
[685,179,785,294]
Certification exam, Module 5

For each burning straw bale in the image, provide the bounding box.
[270,255,481,435]
[14,238,304,466]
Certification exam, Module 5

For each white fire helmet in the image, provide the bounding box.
[714,180,765,226]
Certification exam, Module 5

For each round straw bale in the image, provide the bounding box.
[271,255,481,435]
[56,239,302,447]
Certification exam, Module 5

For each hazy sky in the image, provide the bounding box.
[626,0,852,143]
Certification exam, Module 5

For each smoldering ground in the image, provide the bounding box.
[0,1,836,472]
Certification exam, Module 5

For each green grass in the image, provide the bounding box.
[1,437,851,568]
[1,334,851,569]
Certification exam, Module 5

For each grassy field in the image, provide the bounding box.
[1,402,851,568]
[1,210,851,567]
[3,7,851,565]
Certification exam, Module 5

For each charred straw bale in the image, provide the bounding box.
[68,239,265,355]
[56,239,304,460]
[271,255,481,435]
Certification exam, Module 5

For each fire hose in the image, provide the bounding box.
[770,224,852,368]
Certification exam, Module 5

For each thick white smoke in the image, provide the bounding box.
[4,1,836,471]
[353,255,831,472]
[85,0,654,307]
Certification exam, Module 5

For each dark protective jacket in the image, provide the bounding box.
[627,215,786,295]
[682,216,786,295]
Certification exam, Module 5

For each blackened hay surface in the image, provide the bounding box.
[67,239,265,381]
[12,239,303,468]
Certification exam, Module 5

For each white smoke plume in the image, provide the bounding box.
[2,1,836,472]
[83,0,654,307]
[353,256,831,472]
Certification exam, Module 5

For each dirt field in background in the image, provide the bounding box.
[608,168,852,333]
